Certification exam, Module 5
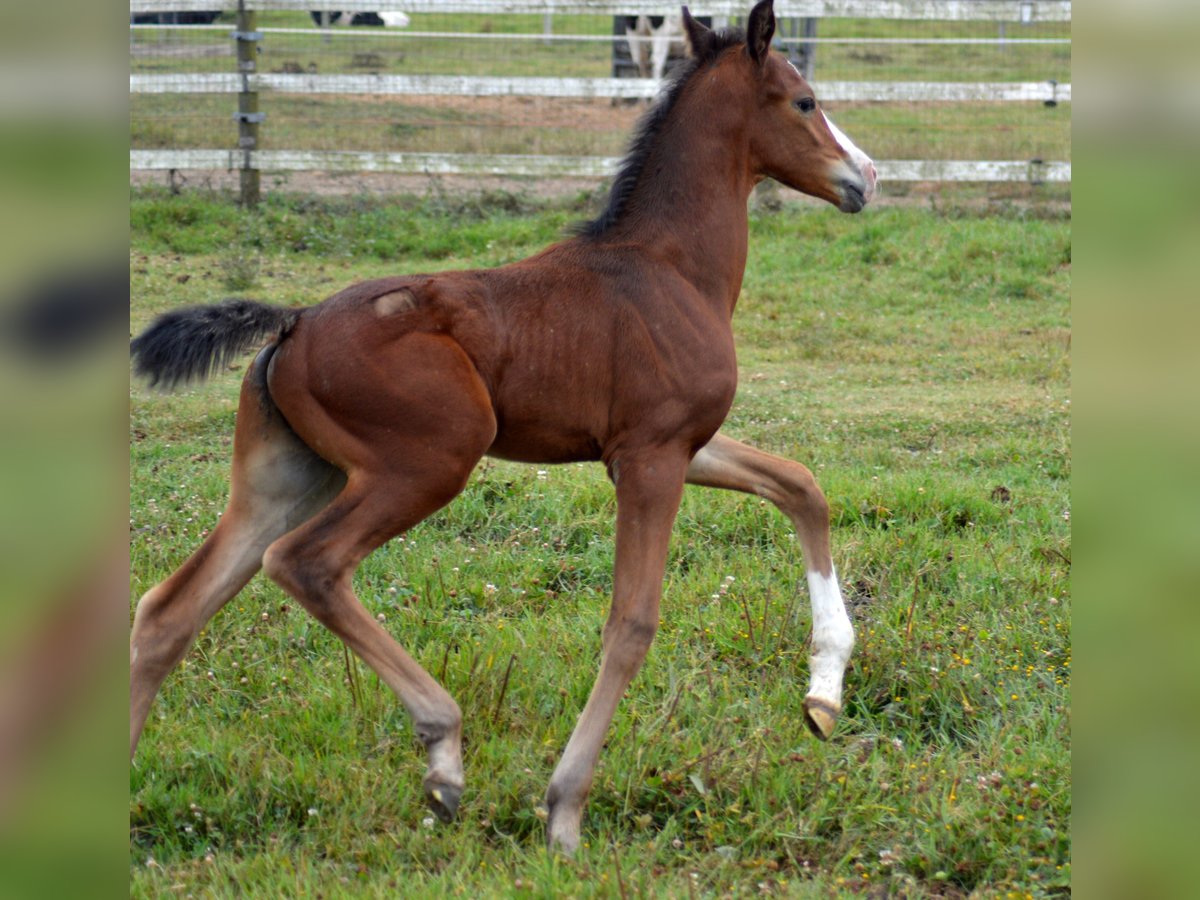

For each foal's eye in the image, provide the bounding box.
[795,97,816,114]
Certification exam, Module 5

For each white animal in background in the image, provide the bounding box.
[627,14,685,81]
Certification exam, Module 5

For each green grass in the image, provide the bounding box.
[130,94,638,157]
[129,189,1070,897]
[130,93,1070,162]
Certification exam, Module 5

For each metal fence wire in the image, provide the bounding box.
[129,1,1071,199]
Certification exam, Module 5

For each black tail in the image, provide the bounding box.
[131,299,301,389]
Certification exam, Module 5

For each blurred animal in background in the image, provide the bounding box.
[309,10,410,27]
[626,14,686,80]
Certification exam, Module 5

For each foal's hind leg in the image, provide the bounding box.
[130,350,344,757]
[262,333,497,822]
[686,433,854,739]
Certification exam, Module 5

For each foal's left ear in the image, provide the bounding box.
[746,0,776,67]
[681,6,713,59]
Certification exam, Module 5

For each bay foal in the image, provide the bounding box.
[130,1,877,853]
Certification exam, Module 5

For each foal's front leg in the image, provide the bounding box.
[686,433,855,739]
[544,449,689,854]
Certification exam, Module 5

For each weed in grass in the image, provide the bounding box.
[218,249,260,292]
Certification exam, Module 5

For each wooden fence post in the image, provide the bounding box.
[235,1,262,206]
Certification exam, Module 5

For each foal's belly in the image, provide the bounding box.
[485,413,605,465]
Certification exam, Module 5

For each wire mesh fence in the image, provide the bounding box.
[129,3,1071,195]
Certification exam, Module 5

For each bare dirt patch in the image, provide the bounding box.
[355,93,646,134]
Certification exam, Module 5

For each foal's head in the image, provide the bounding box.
[684,0,877,212]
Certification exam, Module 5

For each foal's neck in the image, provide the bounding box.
[605,84,756,319]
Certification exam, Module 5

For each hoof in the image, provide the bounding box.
[802,696,840,741]
[544,800,580,856]
[423,780,463,823]
[546,824,579,857]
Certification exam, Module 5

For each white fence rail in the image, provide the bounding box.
[130,73,1070,104]
[131,150,1071,183]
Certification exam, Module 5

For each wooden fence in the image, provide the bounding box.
[129,0,1072,203]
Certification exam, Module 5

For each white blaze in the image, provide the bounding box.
[821,111,878,201]
[784,60,878,201]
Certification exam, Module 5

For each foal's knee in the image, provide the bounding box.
[261,541,295,593]
[602,614,658,670]
[777,463,830,526]
[262,540,341,620]
[130,587,192,673]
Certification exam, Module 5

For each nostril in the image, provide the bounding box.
[862,161,878,198]
[837,178,866,213]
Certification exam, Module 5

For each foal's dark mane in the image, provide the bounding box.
[573,27,747,239]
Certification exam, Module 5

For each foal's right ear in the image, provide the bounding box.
[745,0,777,67]
[681,6,714,59]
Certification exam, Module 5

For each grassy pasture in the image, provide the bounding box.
[130,93,1070,163]
[129,189,1070,897]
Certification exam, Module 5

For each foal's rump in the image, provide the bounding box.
[263,279,499,478]
[129,272,442,392]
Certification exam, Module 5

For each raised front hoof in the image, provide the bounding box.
[423,779,463,824]
[802,696,841,741]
